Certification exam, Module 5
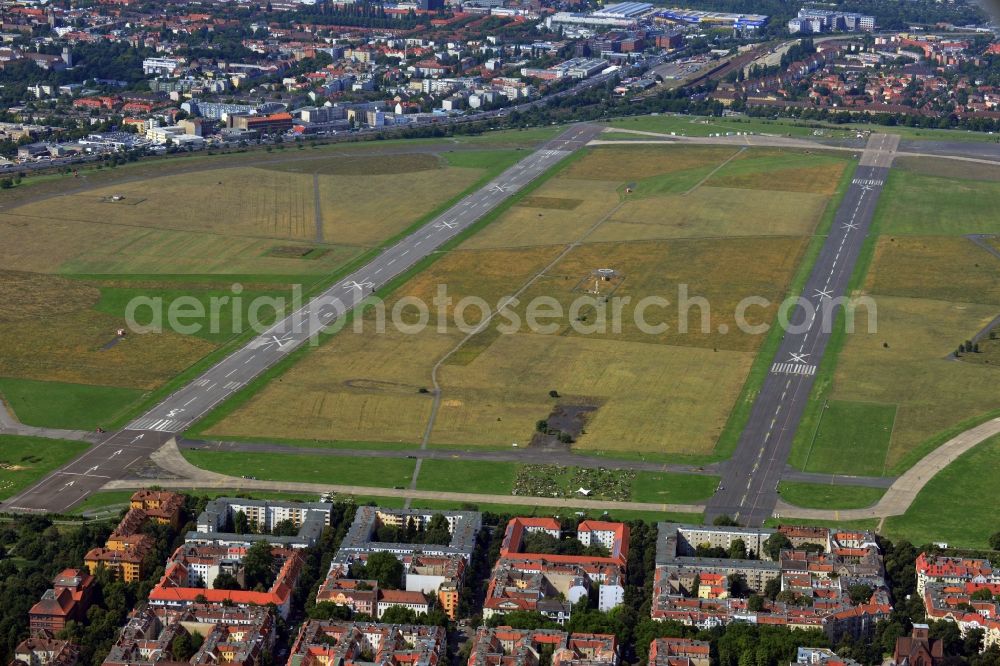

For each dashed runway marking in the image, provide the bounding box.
[128,418,181,432]
[771,362,817,376]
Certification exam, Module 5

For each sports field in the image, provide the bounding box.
[789,159,1000,476]
[0,142,525,429]
[202,144,850,459]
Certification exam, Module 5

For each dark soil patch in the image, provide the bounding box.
[265,246,328,260]
[530,403,598,449]
[518,196,583,210]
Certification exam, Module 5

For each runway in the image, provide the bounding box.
[704,132,898,526]
[1,123,604,515]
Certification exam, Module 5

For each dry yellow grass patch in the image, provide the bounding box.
[203,326,460,442]
[317,168,483,246]
[562,145,738,181]
[592,186,827,241]
[508,237,806,353]
[865,236,1000,306]
[460,179,622,250]
[0,213,141,274]
[830,295,1000,470]
[706,158,847,195]
[0,314,214,390]
[17,168,317,240]
[431,333,752,454]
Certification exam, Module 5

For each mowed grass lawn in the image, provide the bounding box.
[415,460,717,504]
[0,377,142,430]
[631,472,719,504]
[882,434,1000,548]
[0,436,89,499]
[793,400,896,476]
[417,460,519,495]
[777,481,886,510]
[876,169,1000,236]
[181,450,416,488]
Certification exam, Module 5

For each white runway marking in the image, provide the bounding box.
[127,417,181,432]
[771,362,817,376]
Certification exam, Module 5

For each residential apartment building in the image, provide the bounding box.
[147,546,303,619]
[651,524,890,641]
[468,628,619,666]
[9,637,79,666]
[102,604,274,666]
[289,621,446,666]
[191,498,332,549]
[84,491,185,583]
[29,569,96,636]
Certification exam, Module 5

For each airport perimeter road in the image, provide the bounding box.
[2,123,604,515]
[705,133,899,527]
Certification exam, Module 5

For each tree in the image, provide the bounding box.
[242,541,276,590]
[729,539,748,560]
[990,532,1000,551]
[847,583,873,605]
[971,588,995,601]
[713,515,740,527]
[233,510,249,535]
[272,519,298,537]
[747,594,766,611]
[379,605,420,625]
[309,602,353,620]
[213,572,241,590]
[727,573,750,599]
[424,514,451,545]
[764,576,782,600]
[363,551,404,589]
[763,533,792,560]
[171,631,198,661]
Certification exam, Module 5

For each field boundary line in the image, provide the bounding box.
[682,147,746,196]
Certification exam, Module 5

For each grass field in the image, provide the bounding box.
[777,481,886,510]
[605,114,1000,143]
[631,472,719,504]
[181,449,416,488]
[865,236,1000,306]
[793,400,896,476]
[408,498,703,523]
[763,517,880,531]
[875,170,1000,236]
[789,160,1000,479]
[0,377,143,430]
[201,143,838,459]
[416,460,519,495]
[892,156,1000,182]
[0,436,89,499]
[0,141,528,429]
[882,434,1000,548]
